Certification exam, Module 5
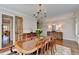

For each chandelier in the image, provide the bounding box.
[33,4,47,20]
[33,4,47,29]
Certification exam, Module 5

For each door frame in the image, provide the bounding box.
[2,14,13,48]
[15,16,23,41]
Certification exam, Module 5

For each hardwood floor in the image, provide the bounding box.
[55,39,79,55]
[0,45,13,53]
[56,39,78,49]
[0,39,79,55]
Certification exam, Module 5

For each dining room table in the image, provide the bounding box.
[15,36,51,55]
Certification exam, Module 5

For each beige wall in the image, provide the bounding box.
[0,7,37,48]
[42,13,77,42]
[75,11,79,45]
[0,13,2,48]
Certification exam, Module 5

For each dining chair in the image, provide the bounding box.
[50,32,57,55]
[39,40,46,55]
[43,40,49,55]
[51,37,55,54]
[47,35,56,55]
[52,32,57,52]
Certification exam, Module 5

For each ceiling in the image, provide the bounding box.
[0,4,79,18]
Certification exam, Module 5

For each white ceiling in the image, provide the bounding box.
[0,4,79,18]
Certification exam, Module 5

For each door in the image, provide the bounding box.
[2,14,13,48]
[15,16,23,41]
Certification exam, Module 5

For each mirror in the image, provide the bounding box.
[2,14,13,48]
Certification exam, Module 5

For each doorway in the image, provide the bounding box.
[15,16,23,41]
[2,14,13,48]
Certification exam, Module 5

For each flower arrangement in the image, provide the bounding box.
[36,29,43,38]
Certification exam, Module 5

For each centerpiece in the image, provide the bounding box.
[35,29,43,45]
[36,29,43,38]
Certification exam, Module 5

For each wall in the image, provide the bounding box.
[75,11,79,45]
[42,13,77,42]
[0,7,37,48]
[53,18,76,41]
[0,12,2,48]
[23,16,37,33]
[76,18,79,45]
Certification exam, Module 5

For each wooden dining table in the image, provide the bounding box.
[15,37,50,55]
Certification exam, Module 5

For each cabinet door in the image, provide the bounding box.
[15,16,23,41]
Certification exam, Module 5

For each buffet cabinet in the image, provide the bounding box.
[47,31,63,40]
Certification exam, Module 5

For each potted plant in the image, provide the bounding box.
[36,29,43,38]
